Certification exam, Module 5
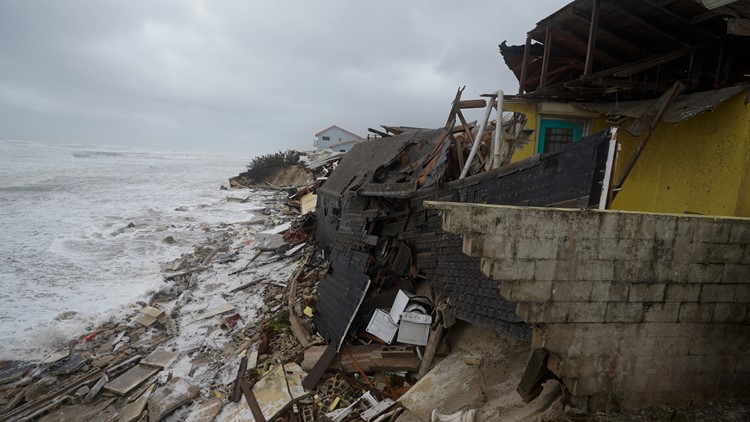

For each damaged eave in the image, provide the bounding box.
[574,85,750,124]
[501,0,750,101]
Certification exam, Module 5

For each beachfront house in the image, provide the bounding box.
[313,125,366,153]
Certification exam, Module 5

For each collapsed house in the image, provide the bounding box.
[310,0,750,412]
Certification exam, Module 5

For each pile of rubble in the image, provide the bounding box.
[0,147,560,422]
[0,183,448,422]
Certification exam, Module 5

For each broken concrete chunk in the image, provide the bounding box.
[147,377,199,422]
[516,348,551,403]
[104,364,160,396]
[503,380,563,422]
[43,350,70,365]
[133,313,158,328]
[118,384,154,422]
[184,398,224,422]
[141,306,165,319]
[253,363,309,421]
[431,408,477,422]
[399,352,484,421]
[141,349,179,369]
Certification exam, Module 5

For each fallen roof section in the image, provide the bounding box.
[575,85,750,123]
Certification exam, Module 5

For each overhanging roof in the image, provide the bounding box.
[500,0,750,102]
[575,85,750,123]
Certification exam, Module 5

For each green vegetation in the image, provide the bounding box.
[264,309,291,335]
[244,150,301,183]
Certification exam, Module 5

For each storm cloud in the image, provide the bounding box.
[0,1,569,155]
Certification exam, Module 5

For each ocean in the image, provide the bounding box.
[0,139,254,360]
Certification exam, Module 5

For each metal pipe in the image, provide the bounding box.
[459,96,496,179]
[492,90,504,169]
[598,127,618,210]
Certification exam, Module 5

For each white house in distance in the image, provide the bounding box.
[314,125,366,153]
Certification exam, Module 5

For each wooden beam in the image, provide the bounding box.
[571,7,652,56]
[550,22,625,66]
[640,0,721,39]
[519,33,532,94]
[540,25,552,88]
[591,40,717,78]
[606,0,690,47]
[458,99,487,109]
[584,0,600,75]
[368,127,391,138]
[615,82,686,189]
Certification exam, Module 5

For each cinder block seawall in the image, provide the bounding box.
[426,201,750,406]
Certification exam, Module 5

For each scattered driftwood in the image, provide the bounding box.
[164,267,206,281]
[228,250,263,276]
[202,240,231,265]
[231,356,248,403]
[228,277,266,294]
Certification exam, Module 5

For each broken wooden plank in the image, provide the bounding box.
[458,99,487,109]
[228,277,265,293]
[615,81,686,189]
[240,378,266,422]
[231,356,248,403]
[147,377,200,422]
[418,324,445,377]
[302,345,421,373]
[190,300,235,323]
[289,313,312,348]
[301,343,337,391]
[164,267,206,281]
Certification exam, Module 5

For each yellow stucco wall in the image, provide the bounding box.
[505,102,538,162]
[504,93,750,217]
[610,93,750,217]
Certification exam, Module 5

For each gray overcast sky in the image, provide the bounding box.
[0,1,570,155]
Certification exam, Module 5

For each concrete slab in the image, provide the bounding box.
[141,349,179,369]
[222,362,309,422]
[43,350,70,365]
[399,353,484,421]
[141,306,165,319]
[104,364,160,396]
[118,384,154,422]
[254,362,309,421]
[133,313,157,328]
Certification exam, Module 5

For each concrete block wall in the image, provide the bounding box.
[427,201,750,406]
